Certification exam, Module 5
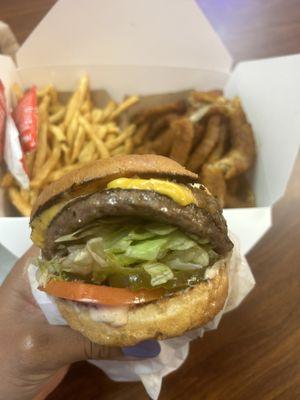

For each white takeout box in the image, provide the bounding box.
[0,0,299,260]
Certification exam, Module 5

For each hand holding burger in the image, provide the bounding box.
[0,246,160,400]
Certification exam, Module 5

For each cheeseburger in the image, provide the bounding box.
[30,155,233,346]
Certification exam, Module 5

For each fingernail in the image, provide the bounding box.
[122,340,161,358]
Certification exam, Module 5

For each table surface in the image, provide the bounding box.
[2,1,300,399]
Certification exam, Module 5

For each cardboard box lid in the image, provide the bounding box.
[17,0,232,72]
[226,54,300,205]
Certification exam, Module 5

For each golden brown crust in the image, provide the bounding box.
[56,259,228,346]
[31,154,198,219]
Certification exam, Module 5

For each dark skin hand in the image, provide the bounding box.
[0,246,126,400]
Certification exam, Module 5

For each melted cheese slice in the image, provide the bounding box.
[31,178,196,248]
[107,178,196,206]
[31,202,67,248]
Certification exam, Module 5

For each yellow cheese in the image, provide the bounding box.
[107,178,196,206]
[31,202,67,248]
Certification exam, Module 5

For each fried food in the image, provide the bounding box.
[2,76,141,216]
[170,118,194,165]
[191,90,223,104]
[133,100,187,125]
[30,142,61,188]
[152,128,175,155]
[1,172,14,187]
[213,99,256,179]
[188,115,221,172]
[3,81,256,215]
[201,164,226,208]
[8,187,31,216]
[207,122,228,163]
[32,121,48,178]
[225,174,255,208]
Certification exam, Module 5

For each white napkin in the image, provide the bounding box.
[27,234,255,400]
[0,22,19,60]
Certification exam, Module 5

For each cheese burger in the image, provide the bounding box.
[30,155,233,346]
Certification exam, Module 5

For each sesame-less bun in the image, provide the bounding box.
[56,259,229,347]
[31,154,198,219]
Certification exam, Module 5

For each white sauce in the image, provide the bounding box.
[74,302,129,327]
[204,259,223,280]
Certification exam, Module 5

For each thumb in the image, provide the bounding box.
[45,326,161,368]
[46,326,124,366]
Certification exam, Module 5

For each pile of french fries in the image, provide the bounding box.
[131,90,256,208]
[1,76,138,216]
[1,77,256,216]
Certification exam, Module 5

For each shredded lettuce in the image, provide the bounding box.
[143,262,174,286]
[40,219,219,289]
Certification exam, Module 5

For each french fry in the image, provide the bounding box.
[105,122,120,134]
[61,143,71,165]
[0,172,14,187]
[124,137,133,154]
[81,99,92,114]
[64,76,88,127]
[37,84,53,98]
[29,189,38,207]
[63,76,88,127]
[50,103,64,114]
[30,144,61,188]
[106,132,117,142]
[110,96,139,120]
[187,115,221,172]
[66,112,79,146]
[64,92,80,127]
[8,187,31,216]
[106,124,135,150]
[78,141,96,163]
[47,163,86,182]
[111,145,125,156]
[93,125,108,140]
[79,116,110,158]
[49,106,66,124]
[91,108,103,124]
[20,188,30,203]
[24,151,36,178]
[83,112,92,122]
[77,75,89,104]
[38,94,51,116]
[32,121,48,178]
[101,101,117,122]
[71,125,85,162]
[49,124,66,142]
[48,85,59,104]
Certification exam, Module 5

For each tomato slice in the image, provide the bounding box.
[40,280,165,306]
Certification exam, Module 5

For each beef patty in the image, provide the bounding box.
[43,188,233,259]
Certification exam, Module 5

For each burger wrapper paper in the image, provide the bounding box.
[27,234,254,400]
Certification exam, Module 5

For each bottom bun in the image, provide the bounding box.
[56,257,229,346]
